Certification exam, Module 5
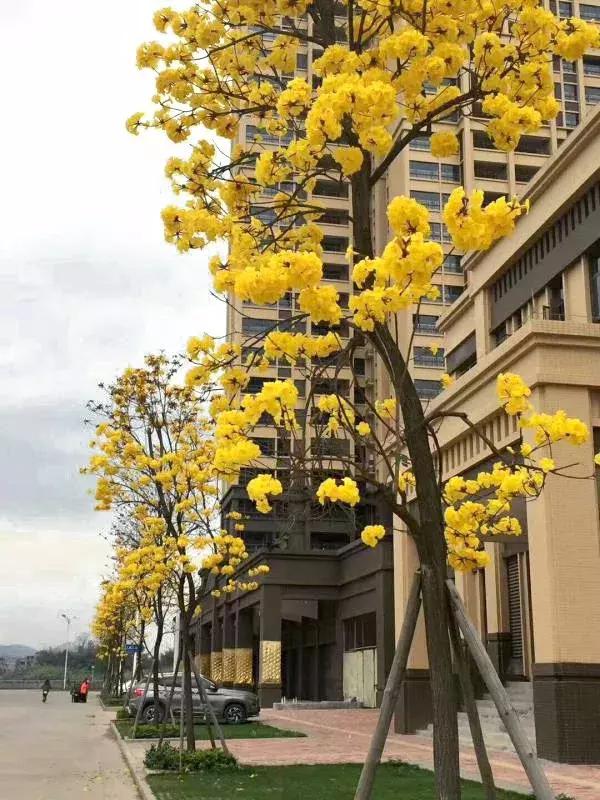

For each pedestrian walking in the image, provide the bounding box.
[42,679,51,703]
[79,677,90,703]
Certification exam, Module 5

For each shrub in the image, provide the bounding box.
[144,743,237,772]
[116,708,131,721]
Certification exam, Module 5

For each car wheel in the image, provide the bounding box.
[142,703,164,724]
[223,702,247,725]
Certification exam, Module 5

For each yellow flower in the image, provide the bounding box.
[430,131,459,158]
[441,373,454,389]
[538,457,555,473]
[361,525,386,548]
[356,421,371,436]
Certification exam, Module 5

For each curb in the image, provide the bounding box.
[111,721,155,800]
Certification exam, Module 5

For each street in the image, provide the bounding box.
[0,690,137,799]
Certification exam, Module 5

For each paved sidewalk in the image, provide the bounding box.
[0,689,138,799]
[122,707,600,800]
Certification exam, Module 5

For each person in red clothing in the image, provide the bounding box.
[79,677,90,703]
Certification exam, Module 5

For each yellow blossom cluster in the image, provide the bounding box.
[361,525,386,548]
[316,477,360,507]
[246,474,283,513]
[317,394,356,435]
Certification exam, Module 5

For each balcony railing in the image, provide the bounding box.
[414,354,446,368]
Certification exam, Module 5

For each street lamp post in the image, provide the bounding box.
[61,613,75,691]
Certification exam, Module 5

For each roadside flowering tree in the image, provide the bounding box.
[128,2,599,795]
[84,354,268,750]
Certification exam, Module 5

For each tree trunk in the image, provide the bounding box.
[158,648,182,747]
[180,619,196,751]
[152,612,164,725]
[351,151,461,800]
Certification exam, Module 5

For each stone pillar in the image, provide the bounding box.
[235,608,254,688]
[483,542,512,683]
[222,607,236,688]
[393,527,432,733]
[258,584,282,707]
[375,567,395,707]
[526,385,600,763]
[210,606,223,684]
[198,622,211,679]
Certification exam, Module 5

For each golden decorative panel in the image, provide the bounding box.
[222,648,236,683]
[260,640,281,684]
[210,651,223,683]
[234,648,253,685]
[198,654,210,678]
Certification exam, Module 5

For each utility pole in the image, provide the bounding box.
[60,613,75,691]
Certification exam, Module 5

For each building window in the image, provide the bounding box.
[565,112,580,128]
[590,257,600,322]
[515,135,550,155]
[410,134,431,151]
[319,209,349,226]
[311,533,350,551]
[441,163,461,182]
[415,379,442,399]
[344,613,377,651]
[472,130,495,150]
[430,222,442,242]
[474,161,508,180]
[323,262,349,281]
[296,52,308,70]
[585,86,600,104]
[584,57,600,77]
[322,235,349,253]
[443,285,464,304]
[242,317,274,336]
[413,313,440,333]
[411,190,440,211]
[580,3,600,20]
[559,0,573,15]
[444,255,463,274]
[414,346,445,368]
[410,160,439,181]
[514,164,540,184]
[313,179,349,198]
[563,82,578,100]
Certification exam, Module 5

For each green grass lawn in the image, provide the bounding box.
[116,720,304,740]
[147,763,529,800]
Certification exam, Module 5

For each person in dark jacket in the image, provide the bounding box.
[42,679,51,703]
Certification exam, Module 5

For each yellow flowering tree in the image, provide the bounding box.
[128,1,599,794]
[84,353,268,750]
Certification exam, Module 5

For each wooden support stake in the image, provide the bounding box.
[354,572,422,800]
[447,605,496,800]
[446,580,554,800]
[189,651,232,758]
[158,649,182,746]
[131,661,153,740]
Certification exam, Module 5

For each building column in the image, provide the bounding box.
[222,607,236,688]
[393,527,432,733]
[483,542,512,683]
[210,605,223,684]
[234,608,254,688]
[375,567,395,707]
[258,584,282,707]
[526,385,600,763]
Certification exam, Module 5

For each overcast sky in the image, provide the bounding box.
[0,0,223,648]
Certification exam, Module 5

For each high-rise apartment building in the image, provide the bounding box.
[194,3,600,712]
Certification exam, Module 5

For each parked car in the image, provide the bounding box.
[128,673,260,725]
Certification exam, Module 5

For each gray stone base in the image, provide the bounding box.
[273,699,363,710]
[393,669,432,734]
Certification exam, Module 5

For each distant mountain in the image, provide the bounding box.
[0,644,37,658]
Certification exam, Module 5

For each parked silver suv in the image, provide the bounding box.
[128,673,260,725]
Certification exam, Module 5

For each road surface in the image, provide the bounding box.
[0,689,138,799]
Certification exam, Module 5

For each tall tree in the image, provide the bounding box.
[129,4,599,795]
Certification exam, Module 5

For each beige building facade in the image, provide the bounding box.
[393,104,600,763]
